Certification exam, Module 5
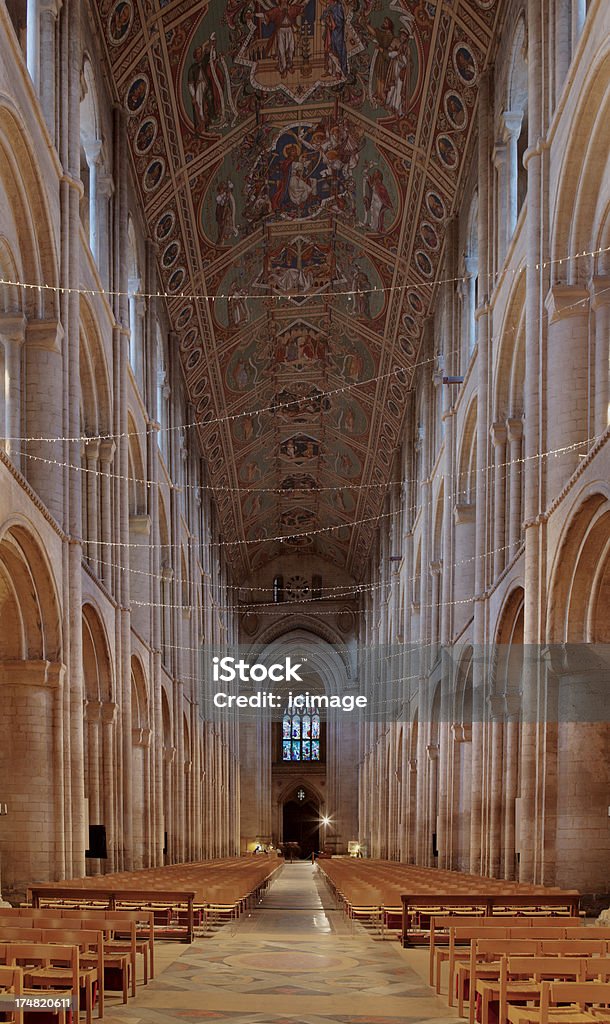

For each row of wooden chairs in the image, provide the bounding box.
[316,860,579,942]
[27,858,280,940]
[429,919,610,1024]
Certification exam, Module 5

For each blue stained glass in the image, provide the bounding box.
[312,715,320,739]
[282,740,291,761]
[291,741,301,761]
[302,714,311,739]
[291,715,301,740]
[282,715,291,739]
[312,740,320,761]
[302,740,311,760]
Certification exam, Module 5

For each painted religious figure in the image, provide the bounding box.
[215,181,239,243]
[227,281,251,326]
[233,0,363,104]
[366,9,416,117]
[321,0,348,79]
[254,0,308,77]
[187,35,237,133]
[361,164,393,232]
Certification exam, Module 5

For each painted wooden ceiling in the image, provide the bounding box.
[95,0,502,580]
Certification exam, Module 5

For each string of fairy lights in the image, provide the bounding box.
[0,246,607,448]
[0,244,607,633]
[1,243,607,305]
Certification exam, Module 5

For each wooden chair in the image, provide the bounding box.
[465,939,540,1024]
[507,981,610,1024]
[5,943,79,1024]
[41,928,103,1021]
[0,964,24,1024]
[494,957,587,1024]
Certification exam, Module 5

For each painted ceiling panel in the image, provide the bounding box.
[96,0,502,579]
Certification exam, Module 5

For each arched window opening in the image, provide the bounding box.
[463,193,479,361]
[80,59,102,264]
[502,19,528,246]
[156,325,169,459]
[127,218,143,384]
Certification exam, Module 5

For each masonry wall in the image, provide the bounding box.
[359,0,610,905]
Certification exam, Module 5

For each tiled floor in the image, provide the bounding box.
[102,863,460,1024]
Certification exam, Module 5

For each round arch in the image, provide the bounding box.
[0,99,58,319]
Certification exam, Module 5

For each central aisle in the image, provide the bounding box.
[105,862,460,1024]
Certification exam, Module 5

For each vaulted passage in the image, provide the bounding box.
[0,0,609,1020]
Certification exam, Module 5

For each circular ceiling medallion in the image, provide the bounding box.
[176,304,193,330]
[162,241,180,268]
[143,158,165,193]
[108,1,133,45]
[425,189,446,222]
[415,251,433,278]
[125,75,148,113]
[156,210,175,241]
[436,134,458,170]
[134,117,157,155]
[444,91,467,130]
[168,267,186,292]
[453,43,478,85]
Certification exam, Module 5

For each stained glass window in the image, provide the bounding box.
[282,699,320,761]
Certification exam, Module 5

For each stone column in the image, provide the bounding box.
[545,284,590,499]
[85,700,102,830]
[39,0,61,140]
[591,277,610,437]
[426,743,439,865]
[571,0,587,56]
[464,256,479,356]
[491,423,507,578]
[84,438,100,572]
[521,0,550,884]
[430,561,442,656]
[83,139,102,264]
[506,418,523,558]
[502,111,524,243]
[98,440,115,591]
[503,694,521,880]
[24,319,64,522]
[487,695,505,878]
[26,0,40,90]
[555,0,571,102]
[471,68,492,876]
[493,142,507,268]
[0,318,25,472]
[101,702,117,872]
[97,173,115,290]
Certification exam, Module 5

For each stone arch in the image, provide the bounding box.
[494,272,526,420]
[82,602,115,874]
[457,398,478,504]
[251,617,353,681]
[545,489,610,893]
[0,518,62,660]
[82,602,113,703]
[0,99,58,319]
[451,645,473,871]
[127,413,146,516]
[548,488,610,643]
[80,299,112,436]
[0,520,63,895]
[552,37,610,279]
[131,654,150,870]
